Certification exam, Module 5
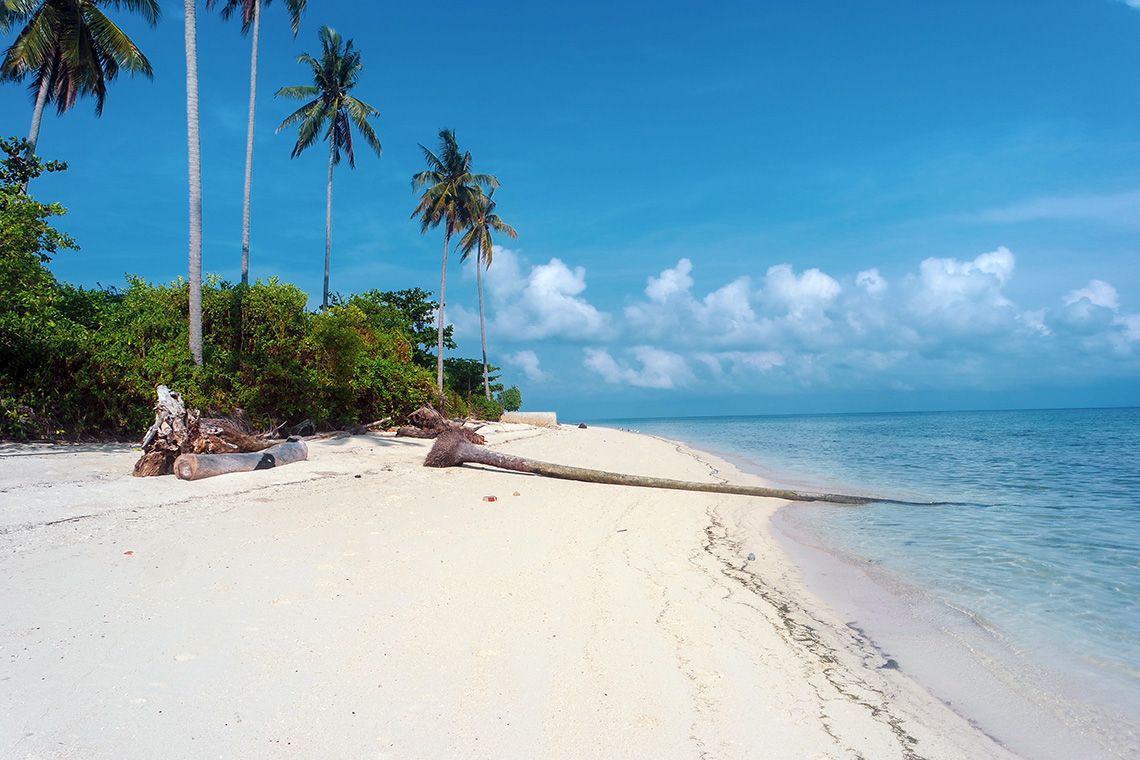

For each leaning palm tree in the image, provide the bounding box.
[208,0,305,286]
[185,0,203,366]
[276,25,381,311]
[411,129,498,391]
[1,0,160,164]
[458,191,516,400]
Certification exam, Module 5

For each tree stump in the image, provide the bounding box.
[133,385,273,476]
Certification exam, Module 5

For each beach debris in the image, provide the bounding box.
[483,496,497,502]
[422,430,877,505]
[173,439,308,481]
[395,405,485,443]
[500,411,559,428]
[134,385,277,477]
[747,552,756,561]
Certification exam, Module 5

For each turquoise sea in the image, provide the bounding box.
[591,407,1140,758]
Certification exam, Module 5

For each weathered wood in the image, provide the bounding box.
[174,440,308,481]
[423,430,884,505]
[395,405,486,442]
[134,385,276,477]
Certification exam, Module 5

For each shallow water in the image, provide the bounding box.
[591,408,1140,757]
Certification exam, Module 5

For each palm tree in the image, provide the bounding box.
[458,191,516,400]
[185,0,203,366]
[208,0,305,286]
[1,1,31,33]
[1,0,160,164]
[411,129,498,392]
[276,25,381,312]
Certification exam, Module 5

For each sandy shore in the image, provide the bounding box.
[0,424,1024,759]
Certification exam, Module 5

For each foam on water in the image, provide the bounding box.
[594,408,1140,759]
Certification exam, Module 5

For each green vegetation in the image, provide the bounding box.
[2,9,527,438]
[0,140,519,440]
[497,385,522,412]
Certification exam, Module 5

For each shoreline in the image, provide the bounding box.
[2,423,1027,758]
[623,425,1138,760]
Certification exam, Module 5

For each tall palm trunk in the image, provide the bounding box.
[477,258,491,399]
[436,231,451,390]
[323,133,334,311]
[20,74,50,193]
[185,0,203,366]
[240,0,261,286]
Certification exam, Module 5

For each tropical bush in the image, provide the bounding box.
[1,140,515,439]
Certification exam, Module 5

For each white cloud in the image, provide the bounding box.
[484,247,610,341]
[1064,280,1119,310]
[625,259,759,345]
[491,248,1138,402]
[906,247,1016,328]
[856,268,888,295]
[584,346,693,389]
[504,350,547,381]
[645,258,695,302]
[763,264,841,319]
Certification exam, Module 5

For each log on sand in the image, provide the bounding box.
[174,439,308,481]
[423,430,886,505]
[134,385,276,477]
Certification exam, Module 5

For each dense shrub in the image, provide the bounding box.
[0,272,438,438]
[1,138,509,439]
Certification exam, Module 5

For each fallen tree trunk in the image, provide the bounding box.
[174,439,308,481]
[134,385,276,476]
[423,430,884,505]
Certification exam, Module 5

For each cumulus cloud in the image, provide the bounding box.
[1058,280,1140,353]
[484,247,610,341]
[573,248,1137,394]
[625,258,759,345]
[504,350,547,381]
[1064,280,1119,310]
[904,247,1019,334]
[856,268,888,295]
[584,346,694,389]
[762,264,841,319]
[475,245,1135,398]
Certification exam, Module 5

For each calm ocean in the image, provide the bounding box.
[591,407,1140,755]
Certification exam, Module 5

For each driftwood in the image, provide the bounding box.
[134,385,274,477]
[174,439,308,481]
[423,430,880,505]
[395,405,485,444]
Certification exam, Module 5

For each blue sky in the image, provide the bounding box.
[3,0,1139,420]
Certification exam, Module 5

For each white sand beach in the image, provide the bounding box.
[0,423,1026,759]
